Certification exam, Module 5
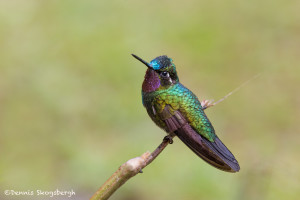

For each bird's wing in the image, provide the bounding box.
[160,105,240,172]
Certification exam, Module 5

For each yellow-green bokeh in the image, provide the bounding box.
[0,0,299,200]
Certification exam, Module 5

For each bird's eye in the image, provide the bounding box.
[160,71,169,78]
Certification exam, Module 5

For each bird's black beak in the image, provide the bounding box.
[132,54,153,69]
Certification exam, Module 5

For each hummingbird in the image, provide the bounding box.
[132,54,240,172]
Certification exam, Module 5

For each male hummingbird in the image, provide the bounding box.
[132,54,240,172]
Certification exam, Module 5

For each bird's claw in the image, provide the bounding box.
[163,135,173,144]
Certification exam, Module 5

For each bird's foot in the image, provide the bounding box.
[163,135,174,144]
[201,99,215,110]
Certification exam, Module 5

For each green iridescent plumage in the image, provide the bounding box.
[142,83,216,142]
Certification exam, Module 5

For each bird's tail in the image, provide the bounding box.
[175,124,240,172]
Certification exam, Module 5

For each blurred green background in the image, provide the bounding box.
[0,0,299,200]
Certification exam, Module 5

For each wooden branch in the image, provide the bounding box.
[90,136,173,200]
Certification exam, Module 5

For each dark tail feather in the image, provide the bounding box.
[174,124,240,172]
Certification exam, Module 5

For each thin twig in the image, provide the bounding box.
[90,136,174,200]
[202,73,261,110]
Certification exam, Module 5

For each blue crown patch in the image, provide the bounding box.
[150,55,172,70]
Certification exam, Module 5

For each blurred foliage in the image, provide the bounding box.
[0,0,299,200]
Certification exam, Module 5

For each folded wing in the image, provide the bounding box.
[161,105,240,172]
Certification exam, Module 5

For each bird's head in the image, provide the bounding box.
[132,54,179,92]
